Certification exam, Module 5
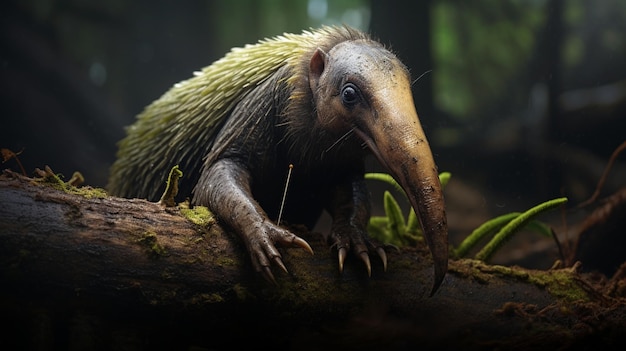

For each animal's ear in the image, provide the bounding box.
[309,48,328,91]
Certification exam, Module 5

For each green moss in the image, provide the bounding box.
[33,166,107,199]
[525,270,591,302]
[58,182,108,199]
[451,259,592,303]
[190,293,225,304]
[34,166,66,188]
[137,230,167,257]
[76,186,108,199]
[449,259,493,284]
[483,263,591,302]
[180,203,216,227]
[215,256,237,266]
[233,283,257,301]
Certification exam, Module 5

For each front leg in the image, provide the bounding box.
[195,158,313,283]
[326,178,387,276]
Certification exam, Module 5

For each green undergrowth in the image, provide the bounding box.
[365,171,568,263]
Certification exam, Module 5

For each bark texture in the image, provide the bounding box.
[1,170,625,350]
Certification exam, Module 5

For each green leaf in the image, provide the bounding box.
[367,216,391,243]
[439,172,452,189]
[365,171,451,247]
[365,173,404,194]
[525,220,555,238]
[368,216,389,228]
[453,212,520,258]
[365,171,451,196]
[384,190,406,238]
[475,197,568,262]
[406,207,421,235]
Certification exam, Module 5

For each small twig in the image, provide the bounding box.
[277,164,293,226]
[34,165,65,185]
[67,171,85,187]
[557,187,572,266]
[549,226,566,265]
[576,140,626,209]
[570,187,626,267]
[1,148,27,176]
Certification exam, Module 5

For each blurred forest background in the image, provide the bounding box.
[2,0,625,268]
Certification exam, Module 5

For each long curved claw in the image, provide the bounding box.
[273,256,288,274]
[337,247,347,273]
[430,258,447,297]
[359,251,372,277]
[251,225,311,284]
[293,236,314,255]
[330,230,388,276]
[261,266,277,285]
[376,247,388,272]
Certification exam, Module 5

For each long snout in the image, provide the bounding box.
[355,90,448,296]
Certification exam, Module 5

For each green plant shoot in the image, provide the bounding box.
[365,172,450,246]
[366,171,567,264]
[474,197,568,262]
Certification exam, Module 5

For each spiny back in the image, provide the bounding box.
[108,25,370,200]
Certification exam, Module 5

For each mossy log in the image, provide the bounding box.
[1,170,625,350]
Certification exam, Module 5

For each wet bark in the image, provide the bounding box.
[1,170,625,350]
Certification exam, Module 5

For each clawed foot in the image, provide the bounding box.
[245,222,313,284]
[331,230,388,276]
[336,246,387,276]
[244,222,387,283]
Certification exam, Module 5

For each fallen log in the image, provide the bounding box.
[1,169,625,350]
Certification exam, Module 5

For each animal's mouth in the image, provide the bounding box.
[353,127,391,171]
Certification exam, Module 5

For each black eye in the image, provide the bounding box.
[341,83,360,107]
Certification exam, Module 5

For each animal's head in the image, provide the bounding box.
[309,40,448,295]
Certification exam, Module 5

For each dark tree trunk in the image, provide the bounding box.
[369,0,434,126]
